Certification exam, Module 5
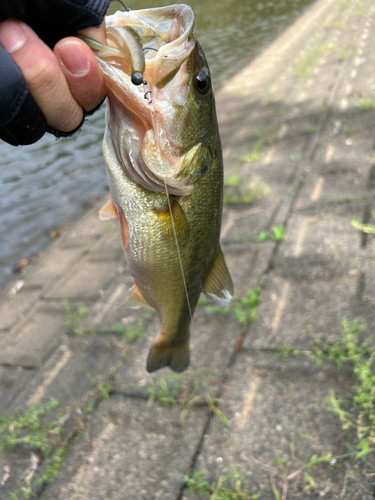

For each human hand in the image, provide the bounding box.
[0,0,110,146]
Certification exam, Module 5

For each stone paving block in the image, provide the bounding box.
[26,246,90,287]
[243,275,358,351]
[279,208,374,263]
[0,240,105,331]
[0,335,133,499]
[295,170,371,213]
[351,260,375,340]
[45,252,125,301]
[58,197,111,246]
[184,351,372,500]
[0,365,30,410]
[9,335,129,411]
[0,308,66,368]
[0,285,41,331]
[45,228,125,301]
[87,279,144,331]
[113,308,242,397]
[221,197,291,247]
[41,397,207,500]
[223,243,274,297]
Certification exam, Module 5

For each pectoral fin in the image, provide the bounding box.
[126,284,149,308]
[203,247,234,309]
[99,198,118,220]
[152,197,189,243]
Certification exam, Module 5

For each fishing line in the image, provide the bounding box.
[147,79,195,333]
[163,178,195,332]
[111,0,131,12]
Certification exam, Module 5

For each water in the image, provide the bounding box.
[0,0,315,289]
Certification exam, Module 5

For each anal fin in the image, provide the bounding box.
[147,335,190,373]
[203,246,234,309]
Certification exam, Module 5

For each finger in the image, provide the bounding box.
[0,19,83,132]
[0,45,47,146]
[54,24,107,112]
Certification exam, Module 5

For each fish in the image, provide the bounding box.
[91,4,234,372]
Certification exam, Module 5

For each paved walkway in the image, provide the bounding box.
[1,0,375,498]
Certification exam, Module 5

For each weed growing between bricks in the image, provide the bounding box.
[351,209,375,235]
[1,401,79,499]
[145,368,230,426]
[61,298,154,340]
[236,226,285,244]
[183,468,260,499]
[61,299,93,336]
[279,317,375,475]
[198,285,262,324]
[223,174,270,207]
[102,309,155,342]
[0,339,137,498]
[0,371,118,500]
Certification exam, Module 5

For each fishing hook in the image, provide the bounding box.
[143,80,153,104]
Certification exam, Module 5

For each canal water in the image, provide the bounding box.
[0,0,316,289]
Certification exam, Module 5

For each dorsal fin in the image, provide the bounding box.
[99,198,118,220]
[126,284,149,308]
[203,246,234,309]
[152,197,189,243]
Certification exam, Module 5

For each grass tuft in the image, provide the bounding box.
[145,368,230,425]
[0,400,72,499]
[199,285,262,327]
[224,177,269,206]
[61,299,94,336]
[351,210,375,234]
[184,469,259,499]
[295,43,331,77]
[256,226,285,243]
[282,317,375,462]
[358,98,375,110]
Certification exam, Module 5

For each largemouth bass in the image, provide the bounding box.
[93,4,233,372]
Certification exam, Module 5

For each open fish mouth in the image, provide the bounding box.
[81,5,200,196]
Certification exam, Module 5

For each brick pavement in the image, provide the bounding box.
[1,0,375,498]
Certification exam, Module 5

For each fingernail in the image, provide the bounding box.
[0,20,26,53]
[57,41,90,77]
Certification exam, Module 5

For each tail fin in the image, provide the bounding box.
[146,335,190,373]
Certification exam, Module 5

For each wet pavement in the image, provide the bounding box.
[1,0,375,498]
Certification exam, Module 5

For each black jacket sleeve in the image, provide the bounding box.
[0,0,110,146]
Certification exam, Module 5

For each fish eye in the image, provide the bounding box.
[194,68,211,96]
